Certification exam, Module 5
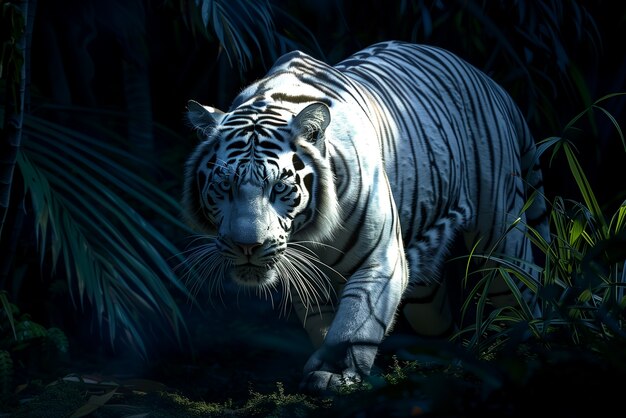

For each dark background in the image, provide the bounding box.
[30,0,626,201]
[1,0,626,415]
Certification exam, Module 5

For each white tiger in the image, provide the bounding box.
[182,40,549,392]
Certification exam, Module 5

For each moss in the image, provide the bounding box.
[10,381,85,418]
[241,382,323,418]
[121,382,325,418]
[142,391,230,417]
[5,375,326,418]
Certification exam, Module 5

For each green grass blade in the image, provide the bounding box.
[592,104,626,152]
[563,143,608,237]
[609,203,626,235]
[0,291,17,340]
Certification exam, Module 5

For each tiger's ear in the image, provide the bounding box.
[294,102,331,146]
[187,100,224,137]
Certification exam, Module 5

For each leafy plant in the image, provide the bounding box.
[179,0,323,73]
[530,94,626,345]
[186,0,276,70]
[16,109,192,355]
[456,93,626,357]
[0,290,70,405]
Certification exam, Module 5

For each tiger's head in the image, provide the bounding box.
[182,98,340,289]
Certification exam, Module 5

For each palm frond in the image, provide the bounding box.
[18,114,191,355]
[193,0,277,71]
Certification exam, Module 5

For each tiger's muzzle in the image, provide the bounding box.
[218,237,285,286]
[230,263,278,286]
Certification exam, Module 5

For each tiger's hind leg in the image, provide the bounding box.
[401,281,455,337]
[401,213,464,337]
[402,214,540,338]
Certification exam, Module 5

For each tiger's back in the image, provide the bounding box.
[336,42,547,249]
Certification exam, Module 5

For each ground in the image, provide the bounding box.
[3,293,626,417]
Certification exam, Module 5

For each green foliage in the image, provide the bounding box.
[0,292,70,406]
[17,111,192,355]
[11,315,47,350]
[46,327,69,354]
[4,377,326,417]
[242,382,320,418]
[149,391,227,416]
[132,382,324,418]
[381,355,420,385]
[532,95,626,344]
[0,296,69,355]
[188,0,276,70]
[180,0,322,73]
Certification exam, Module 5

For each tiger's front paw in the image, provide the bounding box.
[299,369,362,394]
[299,341,376,393]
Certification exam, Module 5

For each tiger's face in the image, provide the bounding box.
[196,148,312,286]
[183,99,339,288]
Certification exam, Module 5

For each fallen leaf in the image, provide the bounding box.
[69,387,117,418]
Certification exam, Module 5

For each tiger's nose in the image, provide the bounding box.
[236,241,263,256]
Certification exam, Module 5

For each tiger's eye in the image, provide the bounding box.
[218,180,231,191]
[273,182,287,194]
